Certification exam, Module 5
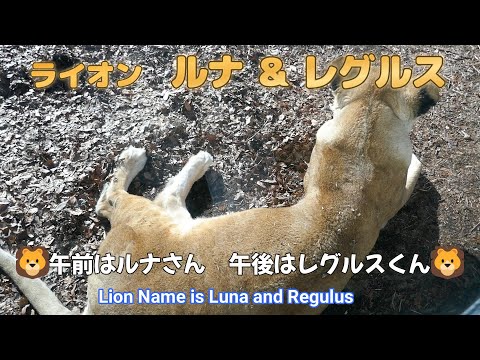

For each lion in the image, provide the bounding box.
[431,247,464,279]
[16,246,49,279]
[0,56,441,314]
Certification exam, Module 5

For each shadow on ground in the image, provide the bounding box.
[323,175,480,315]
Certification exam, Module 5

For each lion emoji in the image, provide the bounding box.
[15,246,49,279]
[431,246,464,279]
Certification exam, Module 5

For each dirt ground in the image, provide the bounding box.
[0,45,479,315]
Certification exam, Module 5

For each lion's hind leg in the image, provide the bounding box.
[95,146,147,219]
[154,151,213,224]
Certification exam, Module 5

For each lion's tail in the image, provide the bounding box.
[0,248,73,315]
